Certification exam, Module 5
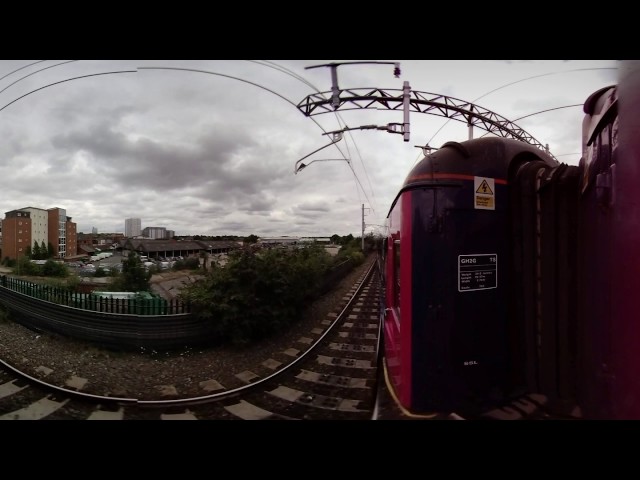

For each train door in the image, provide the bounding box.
[407,180,509,414]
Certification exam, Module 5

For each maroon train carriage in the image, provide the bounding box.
[382,136,558,416]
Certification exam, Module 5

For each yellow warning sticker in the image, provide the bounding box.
[474,176,495,210]
[475,196,494,209]
[476,179,494,195]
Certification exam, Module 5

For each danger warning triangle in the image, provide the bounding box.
[476,179,494,195]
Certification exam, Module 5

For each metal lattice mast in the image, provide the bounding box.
[296,87,556,161]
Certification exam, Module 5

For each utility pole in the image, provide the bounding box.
[361,204,370,252]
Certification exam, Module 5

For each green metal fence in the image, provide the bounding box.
[0,275,190,315]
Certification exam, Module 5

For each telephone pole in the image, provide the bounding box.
[361,204,370,252]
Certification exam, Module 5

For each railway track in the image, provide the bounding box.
[0,259,383,420]
[0,257,582,421]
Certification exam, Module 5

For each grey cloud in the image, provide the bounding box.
[0,60,617,237]
[293,201,331,213]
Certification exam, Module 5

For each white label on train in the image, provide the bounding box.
[474,176,495,210]
[458,254,497,292]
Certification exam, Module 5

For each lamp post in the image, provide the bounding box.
[294,158,351,175]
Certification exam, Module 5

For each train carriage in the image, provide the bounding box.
[381,65,640,419]
[383,137,560,416]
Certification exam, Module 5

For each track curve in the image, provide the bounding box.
[0,258,382,420]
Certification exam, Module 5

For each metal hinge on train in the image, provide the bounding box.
[596,164,616,208]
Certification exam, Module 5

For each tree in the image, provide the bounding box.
[32,241,41,259]
[180,245,333,345]
[47,242,55,258]
[16,256,39,276]
[25,244,33,259]
[244,234,259,244]
[41,241,48,258]
[340,234,354,246]
[110,251,151,292]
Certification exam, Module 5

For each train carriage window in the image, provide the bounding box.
[394,239,400,308]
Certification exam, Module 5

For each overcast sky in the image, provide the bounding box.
[0,60,618,237]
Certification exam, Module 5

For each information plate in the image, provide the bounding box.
[458,254,497,292]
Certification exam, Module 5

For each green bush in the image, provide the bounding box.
[180,245,333,345]
[335,243,364,265]
[42,259,69,277]
[172,257,200,271]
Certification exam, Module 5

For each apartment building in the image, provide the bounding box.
[125,218,142,237]
[142,226,167,239]
[48,207,77,258]
[1,206,77,260]
[64,213,77,258]
[2,210,32,260]
[20,207,49,251]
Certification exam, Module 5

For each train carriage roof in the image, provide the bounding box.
[402,137,558,190]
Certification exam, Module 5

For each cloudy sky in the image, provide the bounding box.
[0,60,618,237]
